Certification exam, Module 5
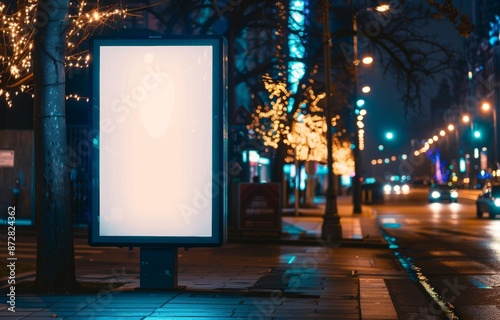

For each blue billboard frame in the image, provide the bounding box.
[89,35,227,247]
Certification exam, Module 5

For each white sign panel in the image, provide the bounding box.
[90,36,227,246]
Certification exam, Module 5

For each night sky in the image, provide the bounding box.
[361,0,473,179]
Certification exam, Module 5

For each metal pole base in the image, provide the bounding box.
[140,247,184,290]
[353,203,362,214]
[321,216,342,241]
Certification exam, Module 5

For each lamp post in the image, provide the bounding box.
[351,5,386,214]
[438,129,448,161]
[321,0,342,241]
[351,11,362,214]
[447,124,458,152]
[494,105,498,178]
[462,115,473,186]
[464,115,483,187]
[481,102,498,174]
[494,106,498,167]
[447,123,460,181]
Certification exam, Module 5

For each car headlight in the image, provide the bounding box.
[402,184,410,194]
[384,184,391,193]
[393,185,401,193]
[431,191,441,199]
[451,190,458,198]
[494,198,500,207]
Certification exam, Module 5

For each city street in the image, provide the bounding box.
[1,1,499,319]
[377,187,500,320]
[5,189,500,319]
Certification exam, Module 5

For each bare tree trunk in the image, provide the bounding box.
[33,0,76,293]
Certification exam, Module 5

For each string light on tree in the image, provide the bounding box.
[0,0,159,107]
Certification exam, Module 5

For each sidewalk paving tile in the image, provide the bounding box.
[359,278,399,320]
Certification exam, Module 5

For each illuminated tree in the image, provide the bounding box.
[287,113,328,163]
[248,74,292,149]
[332,139,355,177]
[249,73,354,176]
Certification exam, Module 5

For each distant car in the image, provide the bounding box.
[428,184,458,203]
[476,183,500,219]
[383,182,410,195]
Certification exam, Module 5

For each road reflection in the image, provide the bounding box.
[428,202,463,220]
[486,221,500,242]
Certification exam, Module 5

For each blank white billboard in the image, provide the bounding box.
[90,36,227,246]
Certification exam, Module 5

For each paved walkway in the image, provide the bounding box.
[0,197,442,319]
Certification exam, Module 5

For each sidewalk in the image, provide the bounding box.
[0,197,440,319]
[229,196,386,248]
[280,196,382,244]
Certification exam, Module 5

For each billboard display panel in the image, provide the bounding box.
[90,36,227,246]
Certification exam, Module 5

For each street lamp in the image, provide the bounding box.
[351,9,363,214]
[462,114,475,139]
[351,5,387,214]
[462,114,473,186]
[321,2,388,230]
[447,123,460,160]
[374,4,390,12]
[481,101,498,170]
[321,0,342,240]
[361,56,374,64]
[448,123,467,184]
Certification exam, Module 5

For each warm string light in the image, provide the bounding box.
[287,112,327,162]
[66,94,90,102]
[333,140,355,176]
[0,0,156,107]
[248,74,291,149]
[275,1,287,82]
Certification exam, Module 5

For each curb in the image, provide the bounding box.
[378,224,455,320]
[227,235,389,248]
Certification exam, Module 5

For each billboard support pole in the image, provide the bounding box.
[139,247,183,290]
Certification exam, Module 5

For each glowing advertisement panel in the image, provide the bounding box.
[90,36,227,246]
